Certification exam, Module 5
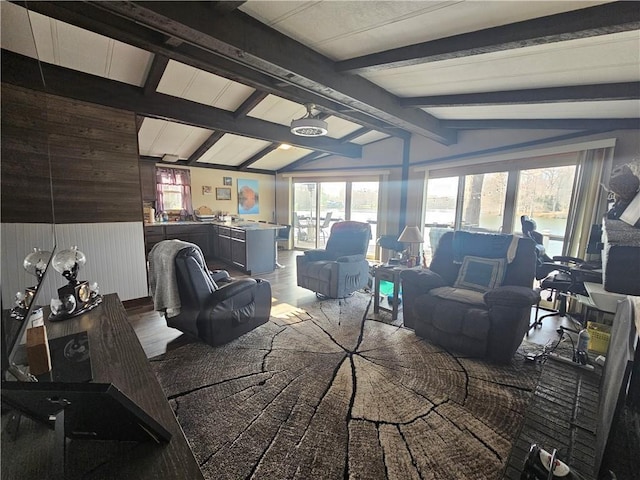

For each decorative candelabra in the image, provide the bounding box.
[11,248,52,320]
[49,246,101,321]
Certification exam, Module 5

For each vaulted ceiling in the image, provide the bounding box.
[2,1,639,174]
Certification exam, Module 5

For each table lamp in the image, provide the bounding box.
[397,226,424,263]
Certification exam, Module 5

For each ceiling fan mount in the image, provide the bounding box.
[291,103,328,137]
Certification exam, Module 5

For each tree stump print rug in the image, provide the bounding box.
[151,292,540,479]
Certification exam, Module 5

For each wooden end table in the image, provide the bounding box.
[373,265,405,321]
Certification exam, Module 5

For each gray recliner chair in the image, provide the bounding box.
[401,231,538,363]
[296,221,371,299]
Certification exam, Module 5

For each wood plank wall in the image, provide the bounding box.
[1,83,142,224]
[1,84,53,223]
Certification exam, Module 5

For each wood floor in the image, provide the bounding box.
[125,249,630,479]
[126,249,570,358]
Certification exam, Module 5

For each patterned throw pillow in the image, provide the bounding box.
[453,255,507,292]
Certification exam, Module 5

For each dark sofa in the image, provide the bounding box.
[401,231,538,363]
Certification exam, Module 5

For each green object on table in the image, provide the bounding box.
[379,280,401,297]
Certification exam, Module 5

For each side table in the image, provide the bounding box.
[373,265,406,321]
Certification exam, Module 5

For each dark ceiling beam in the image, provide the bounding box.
[209,1,246,16]
[140,155,274,175]
[238,144,279,171]
[279,152,328,173]
[24,1,407,139]
[400,82,640,107]
[187,131,225,165]
[142,53,169,96]
[442,118,640,130]
[135,114,145,132]
[3,50,362,158]
[92,1,456,145]
[338,127,370,143]
[336,2,640,74]
[233,91,268,119]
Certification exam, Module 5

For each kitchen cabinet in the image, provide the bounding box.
[217,226,232,262]
[143,222,277,274]
[144,224,210,258]
[231,229,247,269]
[139,161,156,203]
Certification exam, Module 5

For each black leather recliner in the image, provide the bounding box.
[169,246,271,346]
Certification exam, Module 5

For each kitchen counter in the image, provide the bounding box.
[144,220,285,230]
[143,221,284,274]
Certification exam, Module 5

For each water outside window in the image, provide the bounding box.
[461,172,508,233]
[514,165,577,257]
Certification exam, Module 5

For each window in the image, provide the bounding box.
[156,167,193,214]
[461,172,508,233]
[514,165,576,257]
[423,153,580,262]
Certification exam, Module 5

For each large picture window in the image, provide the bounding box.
[423,153,581,263]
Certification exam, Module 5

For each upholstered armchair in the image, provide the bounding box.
[296,221,371,298]
[400,231,538,363]
[149,241,271,347]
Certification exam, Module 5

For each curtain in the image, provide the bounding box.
[563,147,613,259]
[155,167,193,214]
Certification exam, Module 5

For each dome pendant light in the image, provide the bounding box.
[290,103,328,137]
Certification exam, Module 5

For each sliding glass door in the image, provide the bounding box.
[351,182,379,257]
[293,179,379,255]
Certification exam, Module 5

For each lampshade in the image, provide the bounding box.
[397,226,424,244]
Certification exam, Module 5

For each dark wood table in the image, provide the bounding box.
[1,293,204,480]
[373,265,407,321]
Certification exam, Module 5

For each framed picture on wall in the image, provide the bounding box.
[216,187,231,200]
[202,185,212,195]
[223,177,232,186]
[238,179,259,214]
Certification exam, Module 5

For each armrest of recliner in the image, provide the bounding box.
[204,278,258,307]
[400,269,448,293]
[336,254,365,263]
[484,285,539,308]
[302,249,332,262]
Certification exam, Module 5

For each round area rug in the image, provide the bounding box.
[151,292,540,480]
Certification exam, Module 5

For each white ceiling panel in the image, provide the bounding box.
[198,134,272,166]
[365,31,640,97]
[325,116,365,139]
[248,94,307,125]
[426,100,640,120]
[0,2,39,58]
[241,1,612,61]
[350,131,390,145]
[251,146,313,171]
[9,6,154,87]
[138,118,213,159]
[157,60,255,110]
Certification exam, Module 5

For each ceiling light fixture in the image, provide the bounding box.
[278,143,292,150]
[290,103,328,137]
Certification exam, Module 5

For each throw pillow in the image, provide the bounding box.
[453,255,507,292]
